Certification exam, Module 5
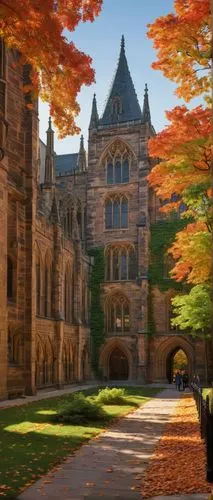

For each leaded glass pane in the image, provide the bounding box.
[107,162,113,184]
[115,160,121,184]
[121,251,127,280]
[121,199,128,228]
[122,159,129,183]
[113,251,119,280]
[113,199,120,228]
[115,304,122,331]
[124,304,130,331]
[105,200,113,229]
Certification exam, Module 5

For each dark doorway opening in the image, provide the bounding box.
[166,348,188,384]
[109,347,129,380]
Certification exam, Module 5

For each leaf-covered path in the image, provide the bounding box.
[18,389,180,500]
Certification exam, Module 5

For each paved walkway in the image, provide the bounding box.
[19,389,181,500]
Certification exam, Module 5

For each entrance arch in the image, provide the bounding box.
[109,347,129,380]
[155,336,194,382]
[99,339,132,380]
[166,347,188,384]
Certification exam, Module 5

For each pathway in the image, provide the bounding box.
[18,389,181,500]
[0,382,170,410]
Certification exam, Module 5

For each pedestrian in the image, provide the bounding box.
[183,372,188,390]
[175,371,182,391]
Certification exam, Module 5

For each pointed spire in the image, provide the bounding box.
[44,116,55,185]
[77,134,87,171]
[142,83,151,124]
[100,36,141,126]
[89,93,99,130]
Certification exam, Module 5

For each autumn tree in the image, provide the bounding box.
[0,0,102,137]
[147,0,212,336]
[147,0,211,101]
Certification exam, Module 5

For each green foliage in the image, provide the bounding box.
[54,393,106,424]
[149,219,188,292]
[96,387,127,405]
[171,284,211,334]
[88,247,105,376]
[147,284,156,337]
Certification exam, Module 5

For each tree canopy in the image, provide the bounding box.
[0,0,102,137]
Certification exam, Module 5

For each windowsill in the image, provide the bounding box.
[106,181,130,186]
[106,331,130,335]
[36,314,55,320]
[104,228,129,232]
[104,279,136,283]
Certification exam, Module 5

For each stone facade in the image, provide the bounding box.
[0,38,210,400]
[0,45,91,400]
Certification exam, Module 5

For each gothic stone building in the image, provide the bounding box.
[0,37,208,400]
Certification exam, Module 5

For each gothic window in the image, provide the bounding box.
[105,244,136,281]
[106,158,129,185]
[77,204,82,239]
[44,253,52,318]
[105,293,130,333]
[105,196,128,229]
[7,257,13,300]
[36,258,41,314]
[64,262,72,323]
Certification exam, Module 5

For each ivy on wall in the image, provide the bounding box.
[88,247,105,377]
[149,218,189,292]
[148,217,190,336]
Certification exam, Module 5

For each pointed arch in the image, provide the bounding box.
[64,260,73,323]
[44,249,53,318]
[99,137,137,167]
[99,338,133,380]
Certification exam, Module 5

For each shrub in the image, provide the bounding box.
[96,387,127,405]
[54,392,107,424]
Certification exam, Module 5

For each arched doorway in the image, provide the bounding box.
[109,347,129,380]
[166,347,188,384]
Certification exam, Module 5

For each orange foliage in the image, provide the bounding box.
[141,395,211,498]
[148,105,211,204]
[147,0,211,101]
[168,221,211,284]
[0,0,102,137]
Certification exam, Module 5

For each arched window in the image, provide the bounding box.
[7,257,13,300]
[105,196,128,229]
[64,263,72,323]
[112,96,122,116]
[77,204,82,239]
[105,245,136,281]
[106,293,130,333]
[36,255,41,314]
[44,254,52,318]
[106,158,129,185]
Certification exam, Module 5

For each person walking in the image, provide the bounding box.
[175,371,182,391]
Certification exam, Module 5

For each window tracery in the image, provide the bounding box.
[105,293,130,334]
[104,140,131,185]
[105,244,136,281]
[105,195,128,229]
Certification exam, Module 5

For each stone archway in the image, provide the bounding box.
[154,336,194,382]
[166,347,188,384]
[109,347,129,380]
[99,339,132,380]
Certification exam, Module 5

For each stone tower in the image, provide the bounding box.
[87,36,155,381]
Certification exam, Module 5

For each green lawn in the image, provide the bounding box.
[0,386,161,498]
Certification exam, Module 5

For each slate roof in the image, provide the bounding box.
[100,36,141,126]
[55,153,78,175]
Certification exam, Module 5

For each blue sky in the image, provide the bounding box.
[39,0,202,154]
